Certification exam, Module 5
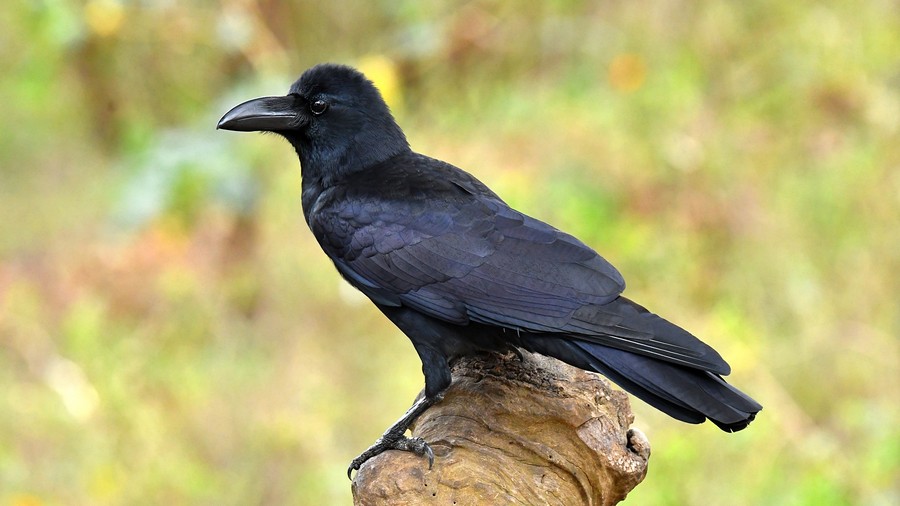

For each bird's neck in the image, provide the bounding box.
[296,132,409,195]
[297,144,412,221]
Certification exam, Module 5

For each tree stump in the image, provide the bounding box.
[351,351,650,505]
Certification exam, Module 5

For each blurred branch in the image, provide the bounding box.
[351,351,650,506]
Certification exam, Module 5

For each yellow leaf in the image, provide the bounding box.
[608,53,647,93]
[84,0,125,38]
[358,55,403,113]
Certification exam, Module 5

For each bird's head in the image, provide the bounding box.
[218,64,409,184]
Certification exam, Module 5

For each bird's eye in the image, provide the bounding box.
[310,100,328,115]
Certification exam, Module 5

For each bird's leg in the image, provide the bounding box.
[347,392,443,478]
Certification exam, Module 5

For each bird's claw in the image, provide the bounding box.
[347,435,434,479]
[402,436,435,469]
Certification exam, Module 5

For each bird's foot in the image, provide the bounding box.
[346,390,442,479]
[347,432,434,478]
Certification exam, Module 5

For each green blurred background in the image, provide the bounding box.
[1,1,898,504]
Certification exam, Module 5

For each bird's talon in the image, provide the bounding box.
[425,443,435,469]
[400,436,434,463]
[346,435,434,479]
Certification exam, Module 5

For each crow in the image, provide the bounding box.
[218,63,762,477]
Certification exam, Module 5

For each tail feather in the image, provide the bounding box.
[566,296,733,375]
[521,337,761,431]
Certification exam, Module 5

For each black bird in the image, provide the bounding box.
[218,64,762,477]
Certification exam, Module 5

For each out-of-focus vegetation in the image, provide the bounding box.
[1,1,897,504]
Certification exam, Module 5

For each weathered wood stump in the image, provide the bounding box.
[352,351,650,505]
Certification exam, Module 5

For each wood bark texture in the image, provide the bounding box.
[352,351,651,505]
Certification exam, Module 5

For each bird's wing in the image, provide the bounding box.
[328,196,729,374]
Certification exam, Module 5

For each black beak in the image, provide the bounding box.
[217,95,300,132]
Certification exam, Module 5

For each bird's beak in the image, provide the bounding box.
[217,95,300,132]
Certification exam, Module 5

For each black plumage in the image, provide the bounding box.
[218,63,762,475]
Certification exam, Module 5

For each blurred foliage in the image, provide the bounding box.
[1,0,898,505]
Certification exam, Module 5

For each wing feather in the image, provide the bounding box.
[331,194,729,373]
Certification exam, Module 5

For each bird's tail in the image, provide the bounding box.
[520,338,761,431]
